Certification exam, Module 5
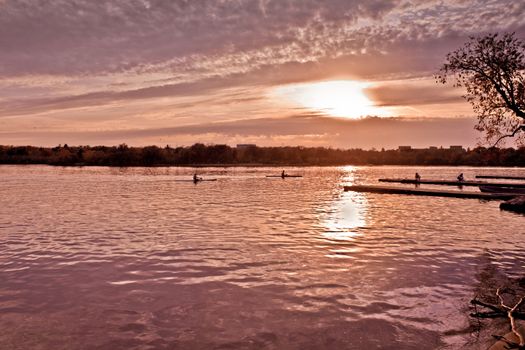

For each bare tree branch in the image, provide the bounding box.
[496,288,525,347]
[471,289,525,349]
[471,299,506,313]
[492,125,525,147]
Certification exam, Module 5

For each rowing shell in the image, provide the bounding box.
[174,179,218,182]
[265,175,303,178]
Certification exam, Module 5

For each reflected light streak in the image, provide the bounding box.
[322,195,367,242]
[320,168,368,242]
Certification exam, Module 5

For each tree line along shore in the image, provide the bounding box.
[1,144,525,167]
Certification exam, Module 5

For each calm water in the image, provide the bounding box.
[1,165,524,350]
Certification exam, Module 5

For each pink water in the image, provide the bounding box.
[1,165,524,349]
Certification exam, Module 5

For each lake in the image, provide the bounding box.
[1,165,524,349]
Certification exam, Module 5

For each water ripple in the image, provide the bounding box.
[0,165,524,349]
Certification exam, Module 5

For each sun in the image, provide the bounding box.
[274,80,386,118]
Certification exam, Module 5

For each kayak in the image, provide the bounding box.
[174,179,218,182]
[266,175,303,178]
[479,185,525,194]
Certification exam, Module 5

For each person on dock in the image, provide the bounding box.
[457,173,464,182]
[415,172,421,182]
[281,170,286,179]
[193,173,202,183]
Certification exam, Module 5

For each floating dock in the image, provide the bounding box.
[378,178,525,188]
[476,175,525,180]
[344,185,517,200]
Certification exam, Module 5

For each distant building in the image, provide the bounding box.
[398,145,464,152]
[236,144,256,149]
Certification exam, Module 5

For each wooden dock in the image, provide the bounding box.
[476,175,525,180]
[378,178,525,188]
[344,185,517,200]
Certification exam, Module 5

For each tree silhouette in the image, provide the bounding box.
[437,33,525,146]
[1,144,525,166]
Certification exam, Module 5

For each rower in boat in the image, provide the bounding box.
[266,173,302,178]
[457,173,464,182]
[414,172,421,187]
[193,173,203,183]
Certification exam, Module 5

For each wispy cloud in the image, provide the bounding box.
[1,0,524,146]
[0,115,479,149]
[3,0,523,78]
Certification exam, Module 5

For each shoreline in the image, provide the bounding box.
[2,145,525,168]
[2,162,525,168]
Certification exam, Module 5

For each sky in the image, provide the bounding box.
[1,0,525,149]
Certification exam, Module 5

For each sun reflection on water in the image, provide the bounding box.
[322,194,367,241]
[320,167,368,242]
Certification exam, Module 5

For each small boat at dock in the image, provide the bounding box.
[478,185,525,194]
[476,175,525,180]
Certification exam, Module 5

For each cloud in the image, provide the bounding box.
[0,0,401,76]
[365,80,464,107]
[0,115,481,149]
[2,0,523,79]
[1,0,524,146]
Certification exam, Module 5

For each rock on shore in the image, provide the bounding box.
[500,196,525,213]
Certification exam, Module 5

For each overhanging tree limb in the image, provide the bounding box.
[492,125,525,147]
[438,33,525,145]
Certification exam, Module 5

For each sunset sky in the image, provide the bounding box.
[1,0,525,148]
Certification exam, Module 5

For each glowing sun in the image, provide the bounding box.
[275,80,386,118]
